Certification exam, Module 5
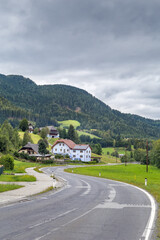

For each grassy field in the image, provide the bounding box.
[92,152,120,164]
[0,174,36,182]
[58,120,80,129]
[0,184,23,193]
[65,164,160,238]
[4,160,43,173]
[18,131,42,144]
[102,147,127,155]
[77,130,100,139]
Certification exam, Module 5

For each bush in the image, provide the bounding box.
[65,154,70,159]
[0,154,14,170]
[55,154,64,159]
[19,152,30,160]
[41,159,53,164]
[13,151,20,158]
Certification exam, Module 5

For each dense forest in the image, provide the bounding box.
[0,73,160,138]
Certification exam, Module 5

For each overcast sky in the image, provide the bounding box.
[1,0,160,119]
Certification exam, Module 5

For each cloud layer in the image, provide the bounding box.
[1,0,160,119]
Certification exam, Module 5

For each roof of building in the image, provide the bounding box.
[19,142,39,154]
[39,126,57,131]
[52,139,76,149]
[73,144,90,150]
[52,139,91,151]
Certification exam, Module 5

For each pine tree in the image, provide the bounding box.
[68,125,76,141]
[19,118,28,132]
[22,131,33,146]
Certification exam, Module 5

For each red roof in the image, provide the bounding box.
[52,139,76,149]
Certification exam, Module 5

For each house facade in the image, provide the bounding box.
[28,123,34,133]
[18,142,51,160]
[51,139,91,162]
[39,126,59,138]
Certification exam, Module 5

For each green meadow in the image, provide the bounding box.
[58,120,81,129]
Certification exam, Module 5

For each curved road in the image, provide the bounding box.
[0,166,156,240]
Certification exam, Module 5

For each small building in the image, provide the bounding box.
[51,139,92,162]
[39,126,59,138]
[18,142,51,160]
[28,123,34,134]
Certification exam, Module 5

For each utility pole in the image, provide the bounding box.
[125,146,127,166]
[146,140,148,173]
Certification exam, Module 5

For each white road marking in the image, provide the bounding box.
[95,202,151,209]
[34,228,60,240]
[133,186,156,240]
[29,208,77,229]
[80,179,91,196]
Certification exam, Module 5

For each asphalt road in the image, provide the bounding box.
[0,166,155,240]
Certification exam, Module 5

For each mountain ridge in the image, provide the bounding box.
[0,73,160,138]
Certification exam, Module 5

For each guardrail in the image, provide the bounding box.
[0,165,4,175]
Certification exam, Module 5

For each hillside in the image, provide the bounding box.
[0,73,160,138]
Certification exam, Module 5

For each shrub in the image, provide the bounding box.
[55,154,64,159]
[19,152,30,160]
[13,151,20,158]
[41,159,53,164]
[0,154,14,170]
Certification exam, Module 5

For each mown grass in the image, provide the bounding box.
[65,164,160,239]
[77,130,100,139]
[0,184,23,193]
[102,147,130,155]
[58,120,80,129]
[0,174,36,182]
[18,131,41,144]
[91,152,120,164]
[34,167,43,173]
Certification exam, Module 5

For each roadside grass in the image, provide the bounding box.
[34,167,43,173]
[10,160,40,173]
[58,120,80,129]
[0,184,23,193]
[65,164,160,239]
[77,130,100,139]
[0,174,36,182]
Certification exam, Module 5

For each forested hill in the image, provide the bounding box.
[0,73,160,138]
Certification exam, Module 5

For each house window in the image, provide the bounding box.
[73,150,76,152]
[59,144,61,146]
[80,150,83,153]
[73,155,76,157]
[60,149,62,151]
[80,155,83,158]
[86,155,88,158]
[55,149,57,151]
[67,149,69,151]
[86,151,88,153]
[63,144,64,146]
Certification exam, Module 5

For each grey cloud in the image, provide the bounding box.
[0,0,160,119]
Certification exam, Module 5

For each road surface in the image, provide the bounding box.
[0,166,156,240]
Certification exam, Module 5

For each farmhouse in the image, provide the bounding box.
[39,126,59,138]
[51,139,91,162]
[28,123,34,133]
[18,142,51,160]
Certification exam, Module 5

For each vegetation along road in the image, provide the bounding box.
[0,166,156,240]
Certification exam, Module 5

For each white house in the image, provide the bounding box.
[51,139,92,162]
[28,123,34,133]
[39,126,59,138]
